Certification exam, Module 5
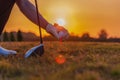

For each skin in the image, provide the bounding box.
[0,0,69,56]
[15,0,69,39]
[15,0,48,29]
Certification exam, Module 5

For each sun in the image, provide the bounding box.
[56,18,66,26]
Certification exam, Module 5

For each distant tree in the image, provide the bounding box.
[10,32,15,41]
[3,31,9,41]
[98,29,108,40]
[81,32,91,40]
[17,30,23,41]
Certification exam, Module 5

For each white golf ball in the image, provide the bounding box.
[59,31,64,38]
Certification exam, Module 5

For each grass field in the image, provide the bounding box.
[0,41,120,80]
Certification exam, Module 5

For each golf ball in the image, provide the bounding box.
[59,31,64,38]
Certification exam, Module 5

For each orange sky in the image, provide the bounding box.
[5,0,120,38]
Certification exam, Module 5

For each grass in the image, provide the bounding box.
[0,41,120,80]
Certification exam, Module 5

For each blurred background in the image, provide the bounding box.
[4,0,120,40]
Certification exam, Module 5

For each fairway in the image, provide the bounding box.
[0,42,120,80]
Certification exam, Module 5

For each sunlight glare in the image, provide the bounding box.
[55,54,66,64]
[56,18,66,26]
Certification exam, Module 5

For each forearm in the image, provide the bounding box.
[16,0,49,29]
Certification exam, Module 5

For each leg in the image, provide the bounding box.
[0,18,17,56]
[0,1,16,57]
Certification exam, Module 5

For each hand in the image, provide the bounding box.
[46,23,69,40]
[54,23,69,40]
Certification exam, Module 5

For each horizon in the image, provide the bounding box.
[5,0,120,38]
[3,30,120,39]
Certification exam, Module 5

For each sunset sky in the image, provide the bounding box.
[5,0,120,38]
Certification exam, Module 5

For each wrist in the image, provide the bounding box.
[46,23,53,33]
[45,23,59,39]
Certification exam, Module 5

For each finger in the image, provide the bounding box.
[53,29,59,39]
[63,32,69,40]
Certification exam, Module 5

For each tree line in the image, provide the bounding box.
[66,29,120,42]
[44,29,120,42]
[1,30,23,42]
[1,29,120,42]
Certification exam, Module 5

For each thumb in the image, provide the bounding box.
[46,24,60,39]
